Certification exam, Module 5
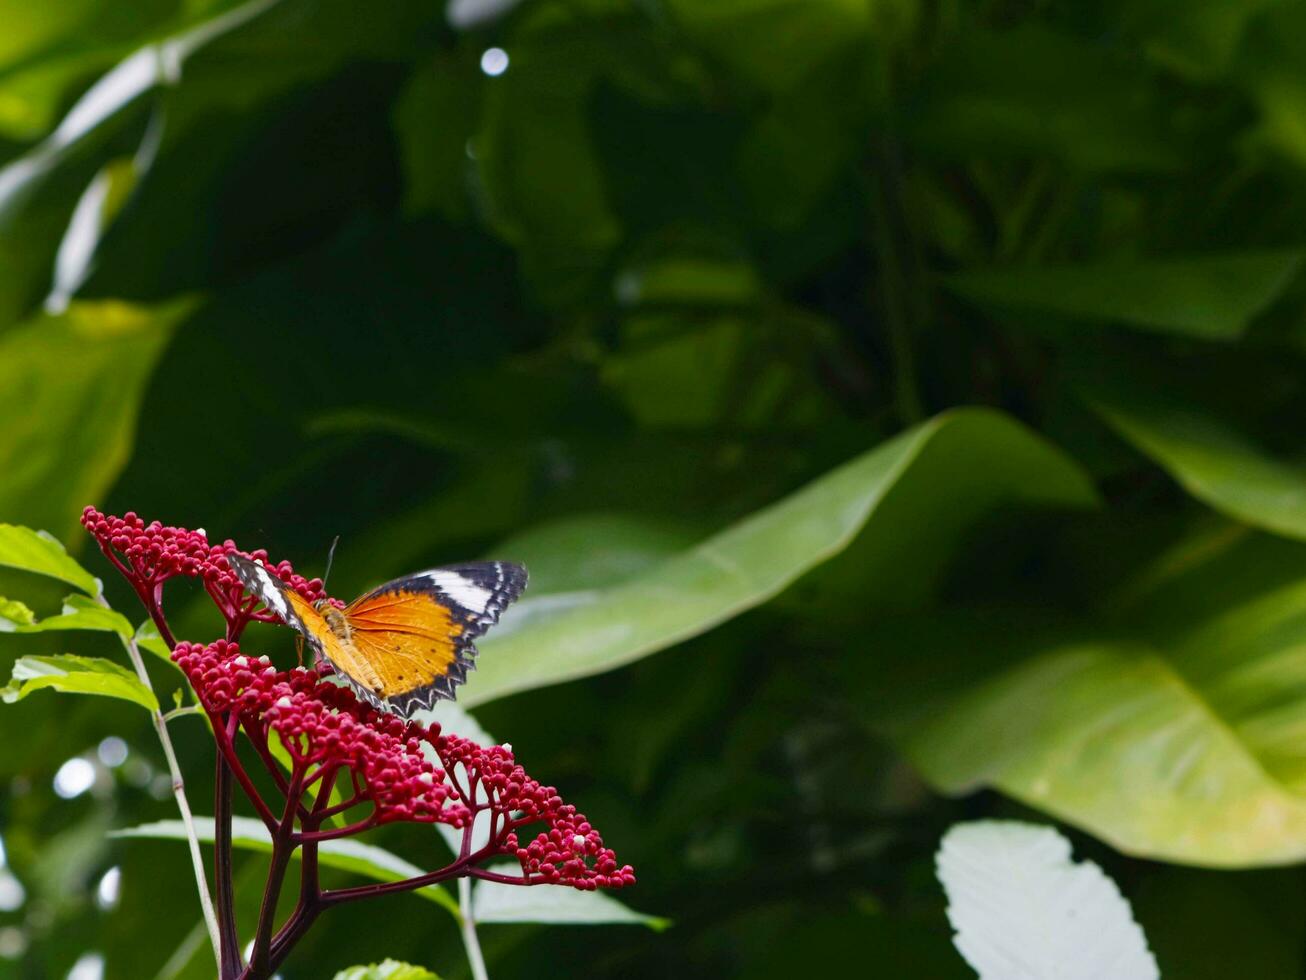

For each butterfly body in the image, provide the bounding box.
[228,554,526,717]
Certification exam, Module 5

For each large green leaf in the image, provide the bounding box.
[945,251,1303,340]
[0,653,157,710]
[0,593,131,636]
[0,298,191,539]
[1087,384,1306,541]
[113,817,460,917]
[0,524,100,594]
[881,531,1306,866]
[462,408,1097,707]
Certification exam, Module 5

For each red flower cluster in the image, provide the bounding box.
[172,638,633,887]
[81,506,329,628]
[85,508,636,978]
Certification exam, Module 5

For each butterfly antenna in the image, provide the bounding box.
[322,535,340,593]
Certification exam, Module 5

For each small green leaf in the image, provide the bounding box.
[333,961,440,980]
[133,620,176,663]
[945,251,1303,340]
[1,654,157,710]
[0,594,132,637]
[113,817,460,918]
[473,872,670,930]
[0,597,36,627]
[0,525,100,596]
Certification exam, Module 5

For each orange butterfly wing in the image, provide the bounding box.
[229,553,526,717]
[282,591,386,694]
[342,563,527,715]
[345,591,463,703]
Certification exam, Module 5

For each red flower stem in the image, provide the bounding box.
[313,793,364,820]
[294,813,378,844]
[249,769,304,977]
[214,737,243,980]
[466,867,544,886]
[239,719,317,824]
[264,898,322,975]
[210,714,278,830]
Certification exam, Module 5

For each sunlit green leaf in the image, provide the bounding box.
[0,593,131,636]
[879,531,1306,866]
[0,524,100,594]
[0,596,36,626]
[133,619,174,662]
[464,408,1097,707]
[1,653,156,710]
[0,300,194,539]
[113,817,461,918]
[946,251,1303,340]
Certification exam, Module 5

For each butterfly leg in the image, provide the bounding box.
[295,634,305,667]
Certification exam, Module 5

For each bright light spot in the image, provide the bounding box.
[480,47,509,76]
[0,871,25,912]
[0,926,26,960]
[67,952,104,980]
[95,866,121,910]
[54,757,96,799]
[97,737,128,768]
[0,831,6,867]
[448,0,523,30]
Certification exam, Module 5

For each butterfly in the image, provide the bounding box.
[227,553,527,717]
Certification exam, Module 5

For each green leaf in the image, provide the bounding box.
[333,961,439,980]
[0,593,131,636]
[1086,384,1306,541]
[0,299,193,540]
[881,531,1306,866]
[1,653,156,710]
[462,408,1097,707]
[393,52,482,222]
[473,873,670,930]
[491,512,700,596]
[0,524,100,594]
[945,251,1303,340]
[663,0,871,95]
[133,620,174,662]
[113,817,460,918]
[0,596,36,627]
[908,26,1183,173]
[937,821,1158,979]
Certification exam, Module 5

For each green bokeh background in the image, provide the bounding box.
[5,0,1306,976]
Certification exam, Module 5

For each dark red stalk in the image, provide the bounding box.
[215,750,242,979]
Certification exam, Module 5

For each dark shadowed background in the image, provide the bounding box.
[5,0,1306,977]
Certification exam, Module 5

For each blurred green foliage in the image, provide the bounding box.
[4,0,1306,976]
